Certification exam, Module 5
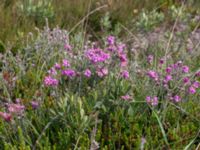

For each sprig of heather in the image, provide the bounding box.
[145,55,200,106]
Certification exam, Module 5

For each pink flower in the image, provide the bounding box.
[64,44,72,51]
[192,81,200,88]
[151,97,158,106]
[44,76,59,87]
[121,94,131,100]
[183,77,190,84]
[195,71,200,77]
[31,101,39,109]
[146,96,151,103]
[117,43,126,52]
[120,70,129,79]
[85,48,110,64]
[166,67,172,74]
[96,68,108,77]
[146,96,158,106]
[0,112,12,122]
[8,103,25,115]
[159,58,164,64]
[62,59,70,67]
[164,75,172,83]
[147,55,153,64]
[54,63,61,70]
[84,69,91,78]
[48,67,57,75]
[147,70,159,81]
[107,35,115,45]
[173,95,181,102]
[188,86,196,94]
[182,65,189,73]
[62,69,76,77]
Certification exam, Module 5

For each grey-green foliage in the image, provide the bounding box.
[136,10,164,31]
[17,0,54,23]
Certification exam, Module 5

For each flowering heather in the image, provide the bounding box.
[183,77,190,84]
[120,70,129,79]
[121,94,131,100]
[44,76,59,87]
[48,67,57,75]
[182,65,189,73]
[0,112,12,122]
[188,86,196,94]
[166,67,172,74]
[85,48,110,64]
[54,63,61,70]
[107,35,115,45]
[164,75,172,83]
[146,96,158,106]
[7,103,25,115]
[147,55,153,64]
[64,44,72,51]
[173,95,181,102]
[62,59,70,67]
[31,101,39,109]
[84,69,92,78]
[147,70,159,81]
[96,67,108,78]
[62,69,76,77]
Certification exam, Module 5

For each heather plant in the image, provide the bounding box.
[0,2,200,149]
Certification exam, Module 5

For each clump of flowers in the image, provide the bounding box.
[145,56,200,106]
[146,96,158,106]
[43,35,130,88]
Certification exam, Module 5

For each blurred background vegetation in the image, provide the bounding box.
[0,0,200,44]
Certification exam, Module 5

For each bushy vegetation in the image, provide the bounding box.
[0,0,200,149]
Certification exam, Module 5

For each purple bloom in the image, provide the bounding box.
[31,101,39,109]
[121,94,131,100]
[192,81,200,88]
[96,68,108,78]
[146,96,151,103]
[8,103,25,115]
[147,55,153,64]
[85,48,110,64]
[117,43,126,52]
[0,112,12,122]
[183,77,190,84]
[195,71,200,77]
[182,65,189,73]
[147,70,159,81]
[62,69,76,77]
[54,63,61,70]
[48,67,57,75]
[164,75,172,83]
[62,59,70,67]
[151,97,158,106]
[64,44,72,51]
[188,86,196,94]
[159,58,164,64]
[84,69,92,78]
[120,70,129,79]
[173,95,181,102]
[44,76,59,87]
[107,35,115,45]
[166,67,172,74]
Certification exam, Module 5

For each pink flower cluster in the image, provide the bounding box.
[44,35,130,87]
[145,56,200,105]
[44,75,59,87]
[85,48,110,64]
[146,96,158,106]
